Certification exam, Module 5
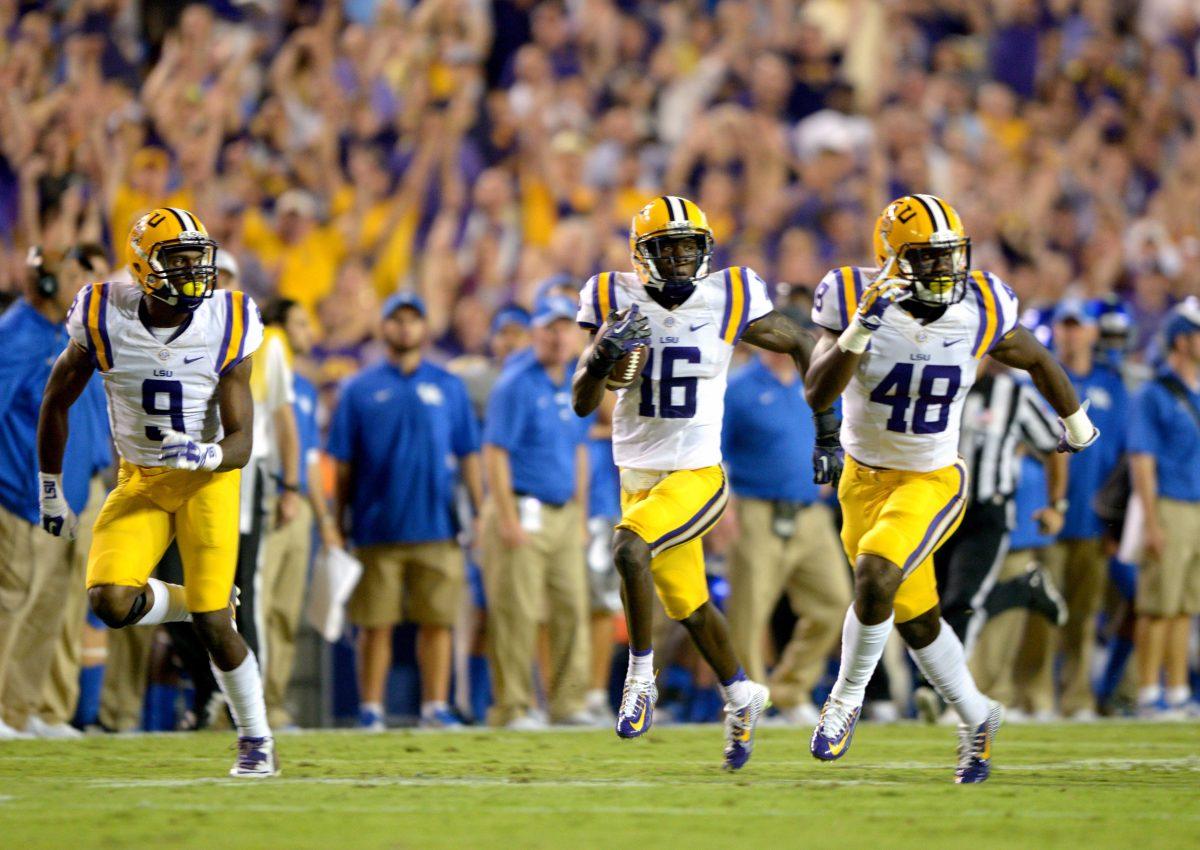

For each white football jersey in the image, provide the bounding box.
[578,267,773,471]
[812,266,1020,472]
[67,281,263,467]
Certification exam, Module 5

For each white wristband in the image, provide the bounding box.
[39,472,65,503]
[837,317,874,354]
[199,443,224,471]
[1063,406,1094,444]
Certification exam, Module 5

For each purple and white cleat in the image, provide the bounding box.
[229,736,279,778]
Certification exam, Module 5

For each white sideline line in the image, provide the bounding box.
[87,775,899,790]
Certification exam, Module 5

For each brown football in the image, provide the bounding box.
[606,345,648,390]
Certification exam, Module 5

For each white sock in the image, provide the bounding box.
[421,700,447,718]
[138,579,190,625]
[908,620,988,727]
[627,648,654,681]
[361,701,384,716]
[1165,685,1190,707]
[829,606,894,707]
[1137,685,1161,708]
[212,651,271,739]
[721,676,751,708]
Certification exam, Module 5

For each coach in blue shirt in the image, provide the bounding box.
[1127,307,1200,716]
[721,351,851,723]
[1031,299,1128,718]
[0,246,111,737]
[328,291,482,730]
[481,295,591,728]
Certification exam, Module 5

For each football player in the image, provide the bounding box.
[573,196,837,770]
[37,208,277,777]
[804,195,1098,783]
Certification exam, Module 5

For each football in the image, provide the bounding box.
[606,345,648,390]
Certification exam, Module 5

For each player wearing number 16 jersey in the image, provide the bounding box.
[37,208,278,777]
[573,196,837,770]
[804,194,1099,783]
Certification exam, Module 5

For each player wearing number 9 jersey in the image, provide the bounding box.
[573,195,834,770]
[804,194,1099,783]
[37,208,278,777]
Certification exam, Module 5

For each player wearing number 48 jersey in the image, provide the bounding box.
[805,194,1099,783]
[573,195,838,770]
[36,208,278,777]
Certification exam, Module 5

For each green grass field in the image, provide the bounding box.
[1,722,1197,849]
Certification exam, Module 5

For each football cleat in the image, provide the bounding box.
[229,736,279,778]
[723,681,770,771]
[358,705,386,732]
[810,696,861,761]
[955,700,1003,784]
[615,677,658,739]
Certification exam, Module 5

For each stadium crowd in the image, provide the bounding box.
[2,0,1200,735]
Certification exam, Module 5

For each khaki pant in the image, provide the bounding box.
[726,499,851,708]
[481,497,589,725]
[1137,498,1200,616]
[349,541,464,627]
[38,479,107,724]
[261,499,313,727]
[969,549,1041,707]
[99,625,152,732]
[0,491,99,728]
[1015,538,1106,715]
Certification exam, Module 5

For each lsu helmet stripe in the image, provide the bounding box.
[901,458,967,576]
[590,275,602,326]
[648,471,728,555]
[970,271,999,358]
[662,195,684,223]
[163,207,190,231]
[909,194,941,234]
[914,194,950,231]
[86,284,112,371]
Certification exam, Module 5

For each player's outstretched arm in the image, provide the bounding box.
[990,325,1098,452]
[38,341,96,475]
[213,355,256,470]
[804,329,861,412]
[741,310,815,376]
[36,342,96,538]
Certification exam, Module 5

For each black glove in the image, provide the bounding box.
[812,407,843,487]
[586,304,651,378]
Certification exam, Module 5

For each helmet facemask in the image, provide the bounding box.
[634,231,713,290]
[895,236,970,306]
[144,238,218,312]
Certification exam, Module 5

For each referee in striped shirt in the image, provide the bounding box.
[933,358,1069,650]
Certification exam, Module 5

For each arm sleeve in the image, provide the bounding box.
[1015,382,1060,453]
[264,335,296,410]
[482,376,527,452]
[811,267,860,332]
[324,385,356,462]
[744,268,773,324]
[450,377,481,457]
[984,272,1021,352]
[576,273,602,329]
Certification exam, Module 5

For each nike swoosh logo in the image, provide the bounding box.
[827,734,849,756]
[690,322,710,332]
[943,339,964,347]
[184,355,204,364]
[629,704,647,732]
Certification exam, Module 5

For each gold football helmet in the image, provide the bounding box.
[127,207,218,311]
[630,196,714,289]
[873,194,970,306]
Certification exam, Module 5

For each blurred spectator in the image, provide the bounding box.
[259,298,339,729]
[1128,307,1200,719]
[721,351,851,725]
[481,295,591,728]
[328,293,482,729]
[0,245,111,738]
[1019,301,1128,720]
